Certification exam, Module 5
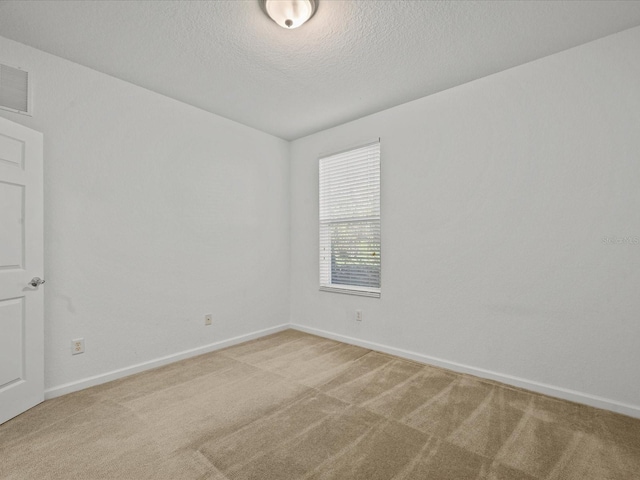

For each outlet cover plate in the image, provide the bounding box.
[72,338,84,355]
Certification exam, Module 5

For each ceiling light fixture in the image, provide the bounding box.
[260,0,318,29]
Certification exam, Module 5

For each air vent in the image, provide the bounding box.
[0,64,30,115]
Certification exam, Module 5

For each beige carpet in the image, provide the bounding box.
[1,330,639,480]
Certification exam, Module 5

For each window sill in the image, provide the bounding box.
[319,286,381,298]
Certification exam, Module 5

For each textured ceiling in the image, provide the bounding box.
[1,0,640,140]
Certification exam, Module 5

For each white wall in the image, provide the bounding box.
[0,36,290,394]
[290,27,640,416]
[2,25,639,416]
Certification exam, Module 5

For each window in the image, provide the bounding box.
[319,140,381,297]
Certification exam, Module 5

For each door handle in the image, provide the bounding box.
[28,277,45,287]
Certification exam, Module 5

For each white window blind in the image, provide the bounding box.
[319,140,380,297]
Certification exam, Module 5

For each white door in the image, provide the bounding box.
[0,116,44,425]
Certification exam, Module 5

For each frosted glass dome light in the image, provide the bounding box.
[260,0,318,29]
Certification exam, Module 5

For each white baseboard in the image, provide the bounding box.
[290,323,640,419]
[44,324,290,400]
[45,321,640,419]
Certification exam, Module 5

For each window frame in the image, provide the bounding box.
[318,139,381,298]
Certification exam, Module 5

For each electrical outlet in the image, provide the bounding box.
[355,310,363,322]
[205,314,213,326]
[71,338,84,355]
